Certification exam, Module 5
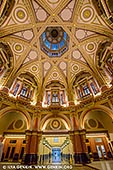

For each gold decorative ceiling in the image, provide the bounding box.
[0,0,113,99]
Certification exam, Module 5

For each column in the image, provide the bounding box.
[71,114,79,131]
[70,130,90,164]
[23,117,42,165]
[23,130,42,165]
[68,88,75,106]
[22,130,31,164]
[70,115,90,164]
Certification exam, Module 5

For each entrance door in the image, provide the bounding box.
[96,145,107,159]
[5,146,15,160]
[52,148,61,163]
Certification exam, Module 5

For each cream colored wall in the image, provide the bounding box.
[47,136,66,147]
[38,136,73,155]
[109,133,113,141]
[63,146,69,154]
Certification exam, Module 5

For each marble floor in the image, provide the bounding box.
[0,161,113,170]
[87,160,113,170]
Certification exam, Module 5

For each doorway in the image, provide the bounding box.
[5,146,15,160]
[52,147,61,163]
[96,145,107,159]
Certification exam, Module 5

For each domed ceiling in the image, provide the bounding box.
[40,26,69,57]
[0,0,113,98]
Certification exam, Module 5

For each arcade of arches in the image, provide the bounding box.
[0,0,113,166]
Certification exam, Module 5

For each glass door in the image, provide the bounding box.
[96,145,102,158]
[5,146,15,160]
[52,147,61,163]
[96,145,107,159]
[101,145,107,158]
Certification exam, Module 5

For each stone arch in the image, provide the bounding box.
[39,113,71,131]
[0,107,31,131]
[9,71,38,89]
[80,105,113,130]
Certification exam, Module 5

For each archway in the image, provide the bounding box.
[0,109,30,162]
[80,108,113,160]
[38,115,73,164]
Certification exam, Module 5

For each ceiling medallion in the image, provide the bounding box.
[50,119,61,130]
[31,65,38,72]
[14,7,28,23]
[86,42,96,52]
[59,62,67,70]
[44,61,51,70]
[72,64,79,72]
[13,43,24,53]
[53,72,58,77]
[17,10,25,19]
[72,50,81,59]
[40,27,69,57]
[83,9,91,19]
[81,6,94,22]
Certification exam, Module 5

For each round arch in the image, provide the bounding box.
[79,105,113,129]
[0,107,31,129]
[39,113,71,131]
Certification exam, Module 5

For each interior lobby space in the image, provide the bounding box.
[0,0,113,169]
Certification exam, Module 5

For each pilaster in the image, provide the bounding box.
[69,129,90,164]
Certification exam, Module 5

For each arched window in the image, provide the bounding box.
[42,81,68,107]
[83,85,91,95]
[90,82,98,94]
[20,86,28,97]
[13,83,20,96]
[52,91,59,103]
[10,73,37,102]
[73,72,100,100]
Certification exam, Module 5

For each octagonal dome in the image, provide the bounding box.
[40,27,69,57]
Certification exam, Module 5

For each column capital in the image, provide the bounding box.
[25,130,32,135]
